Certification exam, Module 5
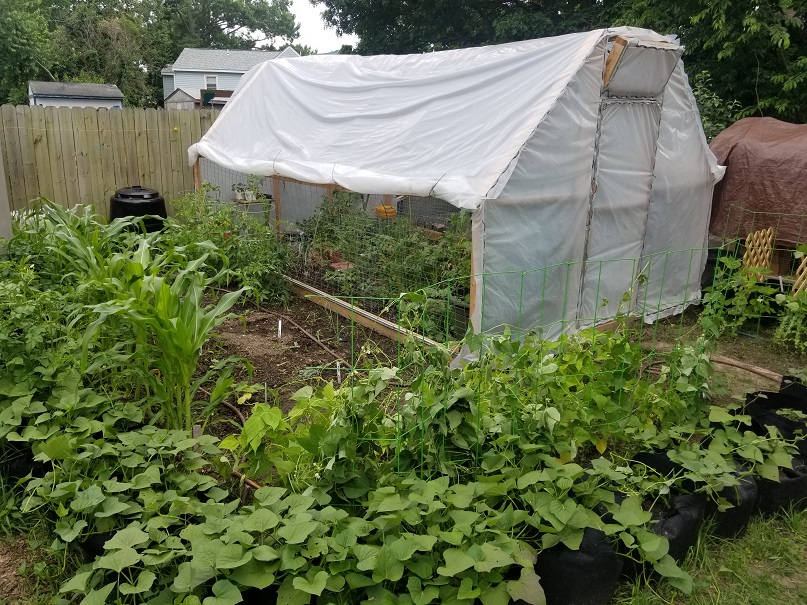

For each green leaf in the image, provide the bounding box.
[215,544,252,569]
[353,544,379,572]
[95,496,132,518]
[229,560,275,589]
[475,543,515,573]
[243,508,281,533]
[36,433,72,461]
[277,576,312,605]
[458,577,481,600]
[278,520,319,544]
[203,580,242,605]
[345,572,375,589]
[79,583,114,605]
[507,568,546,605]
[252,545,280,562]
[373,545,405,582]
[612,496,652,528]
[55,520,87,543]
[172,561,216,592]
[94,547,141,572]
[408,577,440,605]
[653,554,693,594]
[120,570,156,595]
[293,571,329,596]
[517,470,545,489]
[708,406,735,424]
[437,549,476,576]
[480,582,511,605]
[105,524,150,550]
[71,485,105,512]
[60,570,93,594]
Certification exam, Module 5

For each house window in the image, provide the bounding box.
[205,75,217,90]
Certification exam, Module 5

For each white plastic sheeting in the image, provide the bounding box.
[190,30,604,210]
[190,27,723,338]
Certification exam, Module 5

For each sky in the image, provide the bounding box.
[291,0,359,53]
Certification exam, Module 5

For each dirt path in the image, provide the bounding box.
[0,536,31,604]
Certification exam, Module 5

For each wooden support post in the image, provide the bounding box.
[0,141,12,241]
[603,36,628,87]
[193,158,202,191]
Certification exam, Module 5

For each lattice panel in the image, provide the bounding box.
[793,254,807,296]
[742,227,774,280]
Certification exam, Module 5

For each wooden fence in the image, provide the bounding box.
[0,105,218,216]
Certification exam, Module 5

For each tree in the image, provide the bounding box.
[613,0,807,122]
[312,0,616,55]
[0,0,50,103]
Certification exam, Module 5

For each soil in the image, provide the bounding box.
[0,536,31,604]
[206,296,399,416]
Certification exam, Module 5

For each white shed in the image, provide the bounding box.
[28,81,124,109]
[189,28,724,338]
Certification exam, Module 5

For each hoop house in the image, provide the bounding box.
[189,27,723,339]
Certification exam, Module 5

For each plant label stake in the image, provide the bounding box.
[278,319,282,339]
[337,361,342,383]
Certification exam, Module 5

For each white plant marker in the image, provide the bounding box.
[277,319,282,339]
[336,361,342,383]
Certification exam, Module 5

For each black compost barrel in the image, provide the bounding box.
[109,186,166,232]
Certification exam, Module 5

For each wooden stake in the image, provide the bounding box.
[193,157,202,191]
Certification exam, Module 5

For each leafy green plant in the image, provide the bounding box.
[701,257,780,336]
[296,195,471,339]
[774,290,807,355]
[168,184,290,304]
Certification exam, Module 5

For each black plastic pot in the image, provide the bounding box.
[756,457,807,515]
[534,528,622,605]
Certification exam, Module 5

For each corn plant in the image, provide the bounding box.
[85,261,245,433]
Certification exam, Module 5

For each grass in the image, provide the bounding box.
[616,510,807,605]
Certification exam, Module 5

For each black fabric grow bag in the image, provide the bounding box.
[707,472,758,538]
[534,528,622,605]
[756,457,807,515]
[1,444,48,481]
[746,391,807,457]
[241,586,283,605]
[620,493,706,578]
[79,531,115,559]
[632,451,756,539]
[779,377,807,404]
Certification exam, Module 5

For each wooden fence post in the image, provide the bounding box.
[0,141,12,240]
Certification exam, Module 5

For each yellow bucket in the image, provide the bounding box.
[375,205,396,219]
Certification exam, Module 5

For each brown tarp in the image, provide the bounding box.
[709,117,807,246]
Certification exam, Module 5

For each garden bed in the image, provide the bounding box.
[209,297,399,412]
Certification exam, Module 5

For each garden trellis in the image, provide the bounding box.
[190,27,723,340]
